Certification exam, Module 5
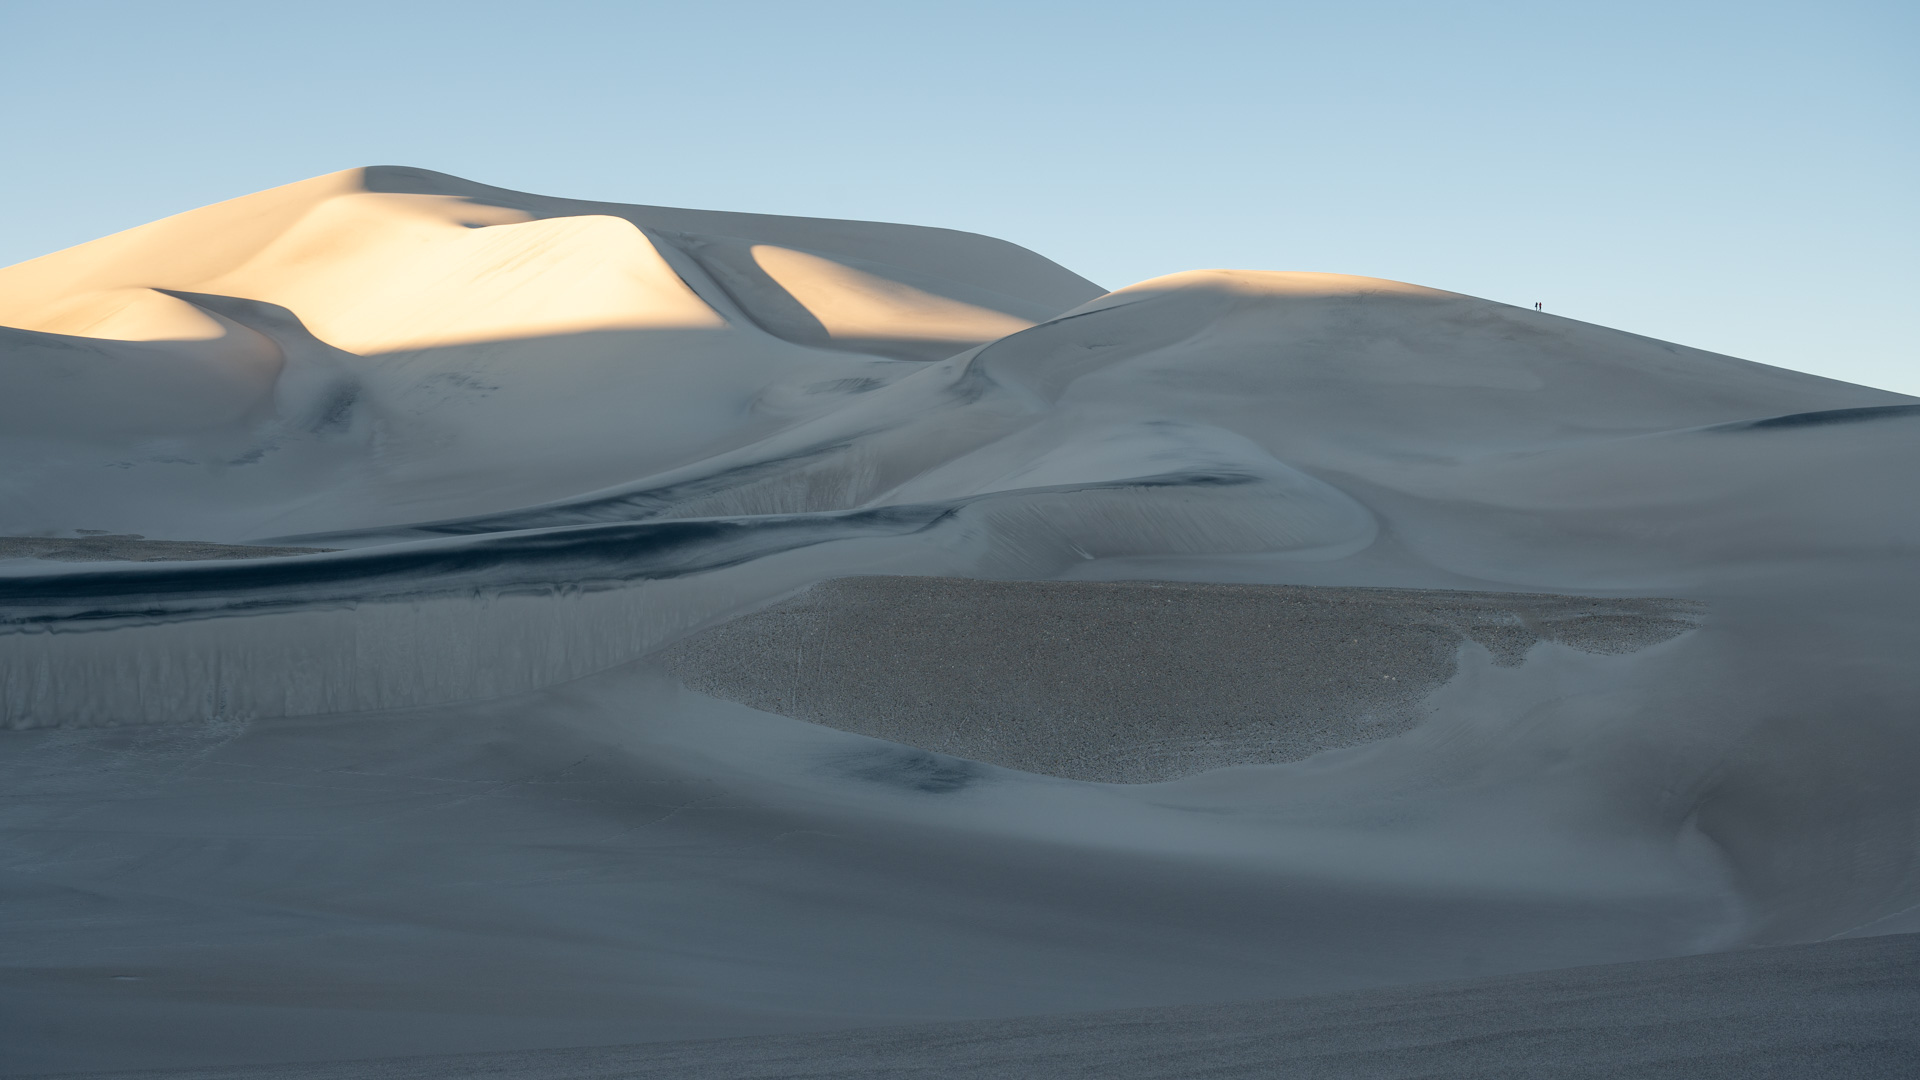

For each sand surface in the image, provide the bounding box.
[663,576,1700,781]
[3,169,1918,1076]
[34,933,1919,1079]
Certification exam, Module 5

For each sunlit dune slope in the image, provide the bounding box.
[0,165,1099,354]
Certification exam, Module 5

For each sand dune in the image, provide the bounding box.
[0,167,1101,539]
[1,169,1916,1076]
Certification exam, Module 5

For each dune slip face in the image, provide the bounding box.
[2,168,1917,1076]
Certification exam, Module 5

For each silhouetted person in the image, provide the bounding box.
[1535,301,1543,311]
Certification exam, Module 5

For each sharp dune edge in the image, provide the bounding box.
[1,168,1916,1075]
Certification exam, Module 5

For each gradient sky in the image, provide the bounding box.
[4,0,1914,393]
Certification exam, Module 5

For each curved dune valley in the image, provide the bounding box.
[2,169,1916,1077]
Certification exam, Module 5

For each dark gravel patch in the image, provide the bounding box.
[660,576,1702,782]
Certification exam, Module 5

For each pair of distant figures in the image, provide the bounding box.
[1534,302,1544,311]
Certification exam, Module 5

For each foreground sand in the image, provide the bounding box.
[41,933,1918,1080]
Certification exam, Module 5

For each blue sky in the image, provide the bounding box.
[4,0,1914,392]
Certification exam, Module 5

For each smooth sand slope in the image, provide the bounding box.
[2,169,1917,1075]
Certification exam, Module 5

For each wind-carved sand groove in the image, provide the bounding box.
[661,577,1704,783]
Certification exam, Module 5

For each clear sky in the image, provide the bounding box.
[4,0,1914,393]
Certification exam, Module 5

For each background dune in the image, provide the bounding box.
[0,166,1102,540]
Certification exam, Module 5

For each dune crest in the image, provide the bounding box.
[1109,267,1467,300]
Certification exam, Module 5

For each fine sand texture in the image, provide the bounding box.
[44,932,1919,1080]
[662,577,1702,782]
